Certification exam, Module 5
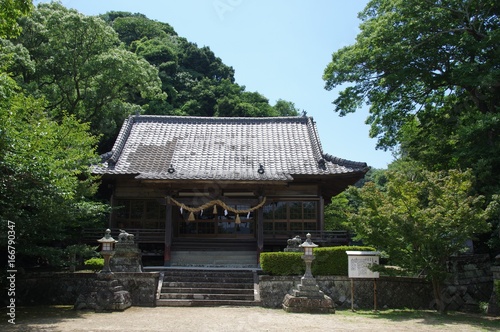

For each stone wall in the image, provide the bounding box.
[15,272,159,307]
[443,254,493,311]
[259,275,434,310]
[259,254,493,311]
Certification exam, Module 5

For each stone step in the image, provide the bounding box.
[157,269,259,307]
[162,269,254,277]
[159,293,255,301]
[163,281,254,289]
[163,275,254,283]
[156,299,260,307]
[170,250,257,266]
[161,285,254,294]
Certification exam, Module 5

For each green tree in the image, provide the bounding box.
[324,192,352,231]
[323,0,500,193]
[324,0,499,146]
[0,95,108,265]
[11,3,165,148]
[273,99,300,116]
[323,0,500,254]
[0,0,32,38]
[347,166,496,313]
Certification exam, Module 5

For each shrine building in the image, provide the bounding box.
[94,115,368,267]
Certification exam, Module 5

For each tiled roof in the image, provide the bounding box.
[94,115,368,182]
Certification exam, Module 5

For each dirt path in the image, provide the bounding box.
[2,306,499,332]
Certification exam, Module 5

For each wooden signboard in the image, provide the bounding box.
[346,251,380,312]
[346,251,380,278]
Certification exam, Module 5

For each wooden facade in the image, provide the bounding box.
[95,115,368,266]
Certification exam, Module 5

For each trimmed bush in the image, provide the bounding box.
[312,246,375,276]
[260,246,375,276]
[260,252,304,276]
[84,257,104,272]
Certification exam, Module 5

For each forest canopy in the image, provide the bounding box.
[0,1,299,265]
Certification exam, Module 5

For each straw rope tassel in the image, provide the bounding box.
[235,214,241,224]
[188,211,195,221]
[213,204,217,214]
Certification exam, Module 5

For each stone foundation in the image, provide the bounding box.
[74,273,132,312]
[15,272,159,307]
[260,275,435,310]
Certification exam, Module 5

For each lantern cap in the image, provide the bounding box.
[97,229,117,244]
[299,233,318,248]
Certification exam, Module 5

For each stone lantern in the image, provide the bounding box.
[282,233,335,313]
[97,229,117,274]
[300,233,318,279]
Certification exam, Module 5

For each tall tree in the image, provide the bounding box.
[324,0,499,145]
[10,3,165,148]
[0,0,32,38]
[1,1,107,265]
[323,0,500,194]
[0,95,108,265]
[347,165,497,313]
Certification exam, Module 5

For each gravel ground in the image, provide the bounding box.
[2,306,500,332]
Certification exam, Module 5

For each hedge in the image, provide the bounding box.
[260,246,375,276]
[84,257,104,272]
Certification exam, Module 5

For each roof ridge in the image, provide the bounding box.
[107,115,136,166]
[129,114,309,123]
[305,117,326,168]
[322,153,369,170]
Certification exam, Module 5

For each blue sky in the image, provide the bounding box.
[37,0,394,169]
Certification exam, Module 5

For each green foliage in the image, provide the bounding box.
[324,0,500,147]
[312,246,376,276]
[84,257,104,272]
[324,193,352,231]
[0,94,109,265]
[0,0,32,38]
[260,246,375,276]
[11,2,166,148]
[273,99,300,116]
[260,252,304,276]
[312,246,375,276]
[495,280,500,306]
[347,165,497,312]
[323,0,500,210]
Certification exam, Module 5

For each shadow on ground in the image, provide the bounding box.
[350,309,500,331]
[1,305,89,330]
[2,306,500,332]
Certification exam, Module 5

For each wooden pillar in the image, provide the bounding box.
[319,195,324,231]
[164,199,173,266]
[257,196,264,264]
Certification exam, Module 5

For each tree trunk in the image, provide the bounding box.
[432,277,446,314]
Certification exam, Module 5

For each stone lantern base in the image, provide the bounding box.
[282,277,335,314]
[74,273,132,312]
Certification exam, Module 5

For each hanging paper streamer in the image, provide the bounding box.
[180,207,183,214]
[167,197,267,222]
[247,212,251,219]
[224,209,228,216]
[200,209,203,217]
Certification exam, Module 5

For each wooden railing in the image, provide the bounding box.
[263,230,351,245]
[81,228,165,244]
[81,228,350,245]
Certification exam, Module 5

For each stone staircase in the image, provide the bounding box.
[156,269,260,306]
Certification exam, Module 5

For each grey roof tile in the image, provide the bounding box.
[95,115,368,181]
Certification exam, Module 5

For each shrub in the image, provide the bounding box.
[260,252,304,276]
[260,246,376,276]
[84,257,104,272]
[312,246,375,276]
[495,280,500,306]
